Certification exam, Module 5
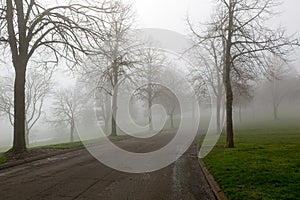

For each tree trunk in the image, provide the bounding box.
[225,85,234,148]
[273,104,278,120]
[216,95,221,134]
[224,1,235,148]
[104,94,111,134]
[7,0,28,154]
[70,120,74,142]
[192,99,195,122]
[239,105,242,123]
[25,120,30,147]
[170,114,174,129]
[111,62,120,137]
[252,103,255,120]
[104,117,110,134]
[111,85,118,137]
[148,100,153,131]
[221,100,226,127]
[12,67,27,153]
[146,81,154,131]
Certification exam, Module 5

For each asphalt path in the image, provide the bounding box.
[0,131,215,200]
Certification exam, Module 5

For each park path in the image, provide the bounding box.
[0,131,215,200]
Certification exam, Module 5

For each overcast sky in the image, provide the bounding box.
[131,0,213,33]
[129,0,300,34]
[127,0,300,71]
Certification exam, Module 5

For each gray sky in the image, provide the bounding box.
[128,0,300,71]
[130,0,214,34]
[129,0,299,34]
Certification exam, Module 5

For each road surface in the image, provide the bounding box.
[0,131,215,200]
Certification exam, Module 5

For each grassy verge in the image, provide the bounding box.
[36,135,130,149]
[203,120,300,200]
[37,141,84,149]
[0,135,130,165]
[0,153,6,164]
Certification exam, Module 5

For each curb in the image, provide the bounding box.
[198,158,228,200]
[0,147,85,171]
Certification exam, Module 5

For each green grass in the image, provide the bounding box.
[203,120,300,200]
[35,135,130,149]
[37,141,84,149]
[0,153,6,164]
[0,135,130,165]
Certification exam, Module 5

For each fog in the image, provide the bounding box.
[0,0,300,152]
[233,77,300,124]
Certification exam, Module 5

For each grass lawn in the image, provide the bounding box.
[37,141,84,149]
[37,135,129,149]
[0,135,130,165]
[0,153,6,164]
[203,120,300,200]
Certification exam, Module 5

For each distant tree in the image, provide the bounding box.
[285,77,300,103]
[83,1,140,136]
[155,87,179,129]
[134,48,167,130]
[0,76,14,125]
[0,70,52,147]
[50,87,85,143]
[264,56,294,119]
[155,69,186,129]
[94,89,111,134]
[188,38,225,133]
[232,80,253,123]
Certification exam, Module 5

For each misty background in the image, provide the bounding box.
[0,0,300,151]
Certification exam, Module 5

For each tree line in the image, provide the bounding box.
[0,0,184,154]
[0,0,299,155]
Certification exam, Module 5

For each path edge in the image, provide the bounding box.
[0,147,84,171]
[198,158,228,200]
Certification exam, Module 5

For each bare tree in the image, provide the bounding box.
[188,0,299,147]
[0,0,114,153]
[232,80,253,123]
[83,1,140,136]
[188,38,225,133]
[0,76,14,125]
[94,89,111,134]
[188,34,257,133]
[155,87,179,129]
[50,87,85,143]
[156,69,186,129]
[0,70,52,147]
[264,56,294,119]
[133,48,167,130]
